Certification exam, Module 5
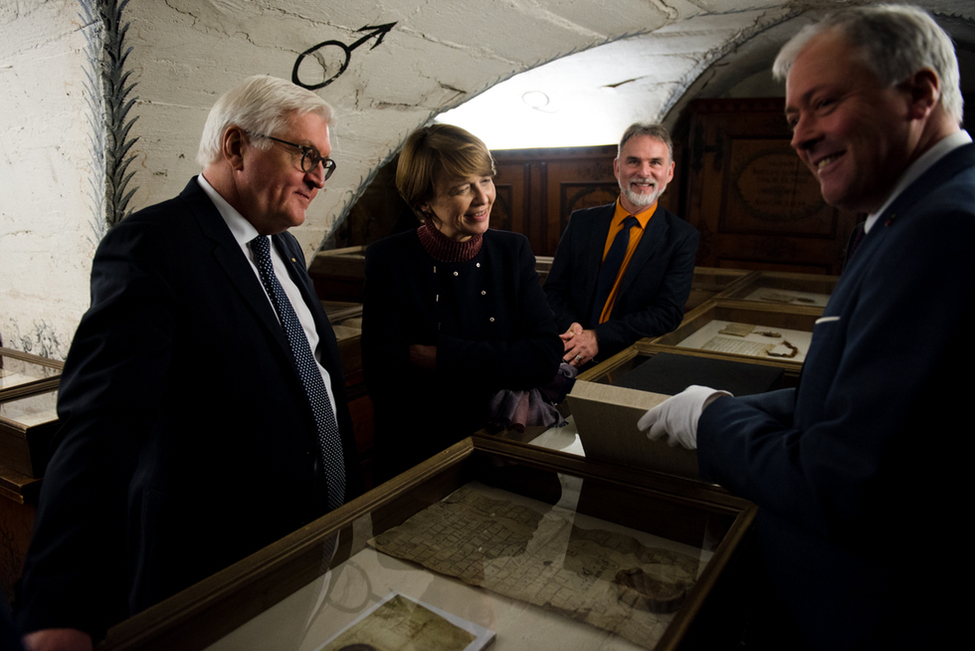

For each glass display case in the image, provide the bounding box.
[100,437,756,651]
[0,347,62,402]
[686,268,751,311]
[578,341,656,387]
[712,270,838,311]
[646,299,821,377]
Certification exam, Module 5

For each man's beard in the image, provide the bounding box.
[621,179,661,207]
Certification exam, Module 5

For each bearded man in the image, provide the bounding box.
[543,123,699,366]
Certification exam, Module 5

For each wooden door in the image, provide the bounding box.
[683,98,858,275]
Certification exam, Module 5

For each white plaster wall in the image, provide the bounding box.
[0,0,97,359]
[122,0,689,261]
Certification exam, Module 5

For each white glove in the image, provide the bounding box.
[637,385,731,450]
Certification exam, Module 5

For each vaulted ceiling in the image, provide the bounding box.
[436,2,975,150]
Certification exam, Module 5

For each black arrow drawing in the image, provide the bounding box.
[292,23,397,90]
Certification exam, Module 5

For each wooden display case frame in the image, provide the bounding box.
[0,347,62,402]
[686,267,752,312]
[643,299,820,379]
[712,270,838,312]
[574,299,817,387]
[99,437,756,651]
[0,387,59,478]
[0,463,41,505]
[309,245,368,303]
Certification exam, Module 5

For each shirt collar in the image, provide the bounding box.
[613,197,657,229]
[196,174,261,246]
[864,129,972,233]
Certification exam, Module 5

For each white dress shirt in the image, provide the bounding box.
[197,174,338,416]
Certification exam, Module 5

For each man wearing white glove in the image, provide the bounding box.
[636,6,971,651]
[637,385,730,449]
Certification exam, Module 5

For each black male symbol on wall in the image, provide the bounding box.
[292,23,396,90]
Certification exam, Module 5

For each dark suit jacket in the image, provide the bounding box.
[543,202,698,358]
[17,179,361,637]
[362,228,562,481]
[697,142,975,650]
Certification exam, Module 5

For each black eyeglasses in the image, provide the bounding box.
[248,132,337,181]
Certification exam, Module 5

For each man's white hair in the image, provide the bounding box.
[197,75,333,167]
[773,4,962,125]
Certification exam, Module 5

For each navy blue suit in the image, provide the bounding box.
[17,179,361,637]
[543,202,698,359]
[698,142,975,649]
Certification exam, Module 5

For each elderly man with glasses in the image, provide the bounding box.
[17,75,361,651]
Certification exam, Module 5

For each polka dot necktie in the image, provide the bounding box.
[250,235,346,511]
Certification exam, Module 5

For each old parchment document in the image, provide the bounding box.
[372,484,700,649]
[317,592,491,651]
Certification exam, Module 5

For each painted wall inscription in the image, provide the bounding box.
[292,23,396,90]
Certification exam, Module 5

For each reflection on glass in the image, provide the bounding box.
[371,482,704,647]
[0,390,59,427]
[0,360,56,388]
[207,467,735,651]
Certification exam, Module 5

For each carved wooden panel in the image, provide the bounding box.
[491,159,527,238]
[494,145,620,257]
[684,98,858,275]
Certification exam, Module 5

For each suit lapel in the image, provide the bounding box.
[179,179,292,357]
[582,205,615,305]
[842,142,975,285]
[833,142,975,302]
[615,204,669,302]
[882,141,975,221]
